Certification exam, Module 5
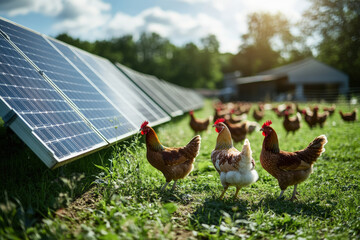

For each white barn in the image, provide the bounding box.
[231,58,349,101]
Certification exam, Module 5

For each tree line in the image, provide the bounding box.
[56,0,359,89]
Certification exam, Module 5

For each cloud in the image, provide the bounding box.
[0,0,309,53]
[52,0,111,40]
[0,0,63,16]
[0,0,111,40]
[107,7,228,48]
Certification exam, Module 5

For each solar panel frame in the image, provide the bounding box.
[116,63,183,117]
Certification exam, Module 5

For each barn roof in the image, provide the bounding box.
[236,58,349,85]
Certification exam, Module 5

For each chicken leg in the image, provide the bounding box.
[233,187,241,200]
[277,190,285,200]
[161,182,170,191]
[171,180,178,191]
[219,186,229,199]
[290,184,298,201]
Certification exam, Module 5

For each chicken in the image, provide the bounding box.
[244,120,260,134]
[140,121,201,190]
[323,104,336,116]
[283,112,301,135]
[313,107,329,128]
[339,109,357,122]
[260,120,327,200]
[227,109,247,124]
[214,108,228,122]
[302,109,317,129]
[224,119,248,143]
[211,118,258,199]
[253,106,265,122]
[296,104,304,114]
[189,110,210,134]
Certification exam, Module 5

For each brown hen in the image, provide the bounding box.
[189,111,210,134]
[140,121,201,191]
[260,120,327,200]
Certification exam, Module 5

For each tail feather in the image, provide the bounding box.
[184,135,201,158]
[300,135,328,164]
[241,138,252,157]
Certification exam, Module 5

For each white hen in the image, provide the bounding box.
[211,118,259,199]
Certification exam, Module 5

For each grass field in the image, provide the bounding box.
[0,99,359,239]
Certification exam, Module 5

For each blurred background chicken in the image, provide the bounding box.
[260,120,327,200]
[227,109,247,124]
[211,118,258,199]
[189,110,210,134]
[315,107,329,128]
[283,111,301,135]
[323,104,336,116]
[339,109,357,122]
[252,105,265,122]
[140,121,201,191]
[224,119,248,143]
[302,109,317,129]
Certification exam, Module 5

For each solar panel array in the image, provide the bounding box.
[116,63,203,116]
[0,17,203,168]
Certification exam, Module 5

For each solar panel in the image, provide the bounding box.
[70,47,170,127]
[168,82,203,111]
[0,31,106,168]
[0,17,203,168]
[116,63,183,117]
[0,18,137,144]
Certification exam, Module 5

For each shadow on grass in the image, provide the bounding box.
[256,195,332,219]
[190,196,250,226]
[190,193,332,228]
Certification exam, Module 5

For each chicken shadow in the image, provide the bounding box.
[190,194,332,228]
[255,195,332,219]
[190,196,251,226]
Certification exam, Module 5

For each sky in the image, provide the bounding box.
[0,0,311,53]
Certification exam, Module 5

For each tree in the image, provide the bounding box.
[55,33,93,52]
[302,0,360,88]
[231,12,310,76]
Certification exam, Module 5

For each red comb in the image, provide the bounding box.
[140,121,149,129]
[189,110,194,115]
[262,120,272,128]
[214,118,225,124]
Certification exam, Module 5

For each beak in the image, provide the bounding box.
[259,128,263,132]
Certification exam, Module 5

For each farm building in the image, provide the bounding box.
[224,58,349,102]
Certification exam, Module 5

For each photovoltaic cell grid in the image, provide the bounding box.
[0,19,137,143]
[0,33,105,163]
[117,63,203,114]
[144,75,187,112]
[71,47,170,127]
[116,63,183,117]
[46,38,160,132]
[166,82,203,111]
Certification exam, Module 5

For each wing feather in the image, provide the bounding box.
[212,148,241,173]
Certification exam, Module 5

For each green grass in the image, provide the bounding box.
[0,99,359,239]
